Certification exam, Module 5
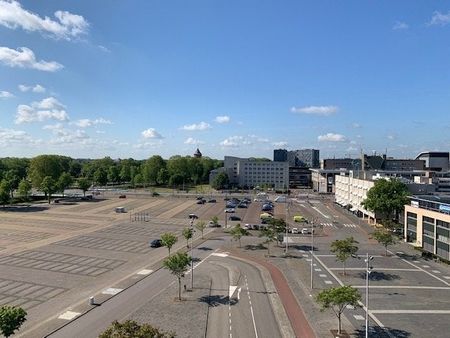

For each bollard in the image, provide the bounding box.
[89,296,95,305]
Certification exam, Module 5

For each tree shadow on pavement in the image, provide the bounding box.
[198,295,238,306]
[197,247,213,251]
[293,244,316,252]
[244,243,266,251]
[354,326,411,338]
[2,205,48,212]
[356,271,401,281]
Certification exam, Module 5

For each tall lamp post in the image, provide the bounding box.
[310,217,315,289]
[285,199,290,254]
[365,253,374,338]
[190,220,194,290]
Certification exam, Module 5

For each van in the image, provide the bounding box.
[293,215,306,223]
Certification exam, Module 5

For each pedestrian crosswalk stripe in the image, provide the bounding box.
[321,223,334,227]
[344,224,357,228]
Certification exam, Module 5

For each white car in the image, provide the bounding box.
[243,224,251,230]
[291,227,299,234]
[225,208,235,213]
[301,228,315,234]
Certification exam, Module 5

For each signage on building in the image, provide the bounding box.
[439,204,450,213]
[411,200,419,208]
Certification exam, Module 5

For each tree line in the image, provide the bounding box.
[0,155,222,204]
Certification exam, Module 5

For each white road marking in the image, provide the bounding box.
[328,267,420,271]
[244,275,259,338]
[371,310,450,314]
[102,287,123,295]
[351,285,450,290]
[314,268,322,272]
[305,258,312,262]
[319,274,327,277]
[212,252,229,257]
[432,270,441,274]
[58,311,80,320]
[324,280,333,284]
[413,260,420,263]
[396,251,404,255]
[444,276,450,280]
[299,249,305,253]
[312,206,330,219]
[346,305,355,309]
[354,315,365,320]
[229,285,238,298]
[313,263,317,266]
[237,287,241,300]
[136,269,153,275]
[302,254,309,258]
[422,265,430,268]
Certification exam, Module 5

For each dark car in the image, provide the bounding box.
[207,199,216,203]
[119,194,126,199]
[237,203,248,208]
[196,196,204,200]
[188,214,199,219]
[196,200,205,204]
[229,215,241,221]
[149,239,162,248]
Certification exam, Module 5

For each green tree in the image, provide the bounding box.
[211,216,219,226]
[77,177,91,196]
[182,227,193,248]
[133,173,144,187]
[40,176,57,204]
[163,252,191,301]
[361,179,409,224]
[57,172,73,197]
[259,225,277,255]
[267,218,287,245]
[0,305,27,337]
[4,170,19,198]
[371,229,398,256]
[0,180,10,207]
[229,224,250,248]
[143,155,166,186]
[17,179,32,200]
[211,172,229,190]
[28,155,69,188]
[107,165,120,184]
[330,237,359,276]
[157,168,169,185]
[195,221,207,239]
[94,167,108,186]
[316,286,361,335]
[98,319,175,338]
[161,232,178,256]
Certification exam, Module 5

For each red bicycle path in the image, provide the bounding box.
[230,250,317,338]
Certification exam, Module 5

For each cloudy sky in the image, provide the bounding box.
[0,0,449,160]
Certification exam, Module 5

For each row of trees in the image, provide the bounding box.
[0,154,223,205]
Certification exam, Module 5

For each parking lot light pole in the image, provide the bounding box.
[190,220,194,290]
[365,253,374,338]
[310,218,314,289]
[285,199,289,254]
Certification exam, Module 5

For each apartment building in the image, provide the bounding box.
[223,156,289,189]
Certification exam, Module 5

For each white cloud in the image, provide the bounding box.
[48,128,89,145]
[184,137,204,145]
[0,46,63,72]
[180,121,211,131]
[290,105,339,116]
[98,45,111,53]
[141,128,163,139]
[215,115,230,124]
[74,118,112,128]
[387,134,397,140]
[429,11,450,26]
[19,84,46,93]
[351,122,362,128]
[318,133,347,142]
[0,0,89,40]
[15,97,69,124]
[220,136,243,148]
[0,90,13,98]
[273,141,288,147]
[393,21,409,30]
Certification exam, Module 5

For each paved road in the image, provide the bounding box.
[46,239,281,338]
[205,255,281,338]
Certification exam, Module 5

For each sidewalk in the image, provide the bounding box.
[230,249,316,338]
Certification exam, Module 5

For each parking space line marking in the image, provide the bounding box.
[371,310,450,314]
[324,280,333,284]
[102,287,123,295]
[444,276,450,280]
[328,267,420,271]
[351,285,450,290]
[346,305,355,309]
[319,274,327,278]
[305,258,311,262]
[422,265,430,268]
[136,269,153,275]
[389,250,450,287]
[314,268,322,272]
[432,270,441,274]
[354,315,365,320]
[302,254,309,258]
[313,254,386,329]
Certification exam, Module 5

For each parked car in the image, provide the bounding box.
[301,228,314,234]
[225,208,235,213]
[293,215,306,223]
[291,227,299,234]
[207,199,216,203]
[119,194,126,198]
[208,221,220,227]
[237,203,248,208]
[196,199,205,204]
[196,196,204,200]
[243,224,252,230]
[149,239,162,248]
[188,214,198,219]
[260,212,273,220]
[229,215,241,221]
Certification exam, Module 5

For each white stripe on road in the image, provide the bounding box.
[351,285,450,290]
[244,275,258,338]
[328,267,420,272]
[371,310,450,314]
[58,311,80,320]
[312,206,330,219]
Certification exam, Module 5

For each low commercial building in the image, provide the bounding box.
[405,195,450,261]
[311,168,349,193]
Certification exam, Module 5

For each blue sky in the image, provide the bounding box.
[0,0,449,160]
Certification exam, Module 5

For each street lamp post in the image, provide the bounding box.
[365,253,374,338]
[310,218,314,289]
[190,220,194,290]
[285,199,289,254]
